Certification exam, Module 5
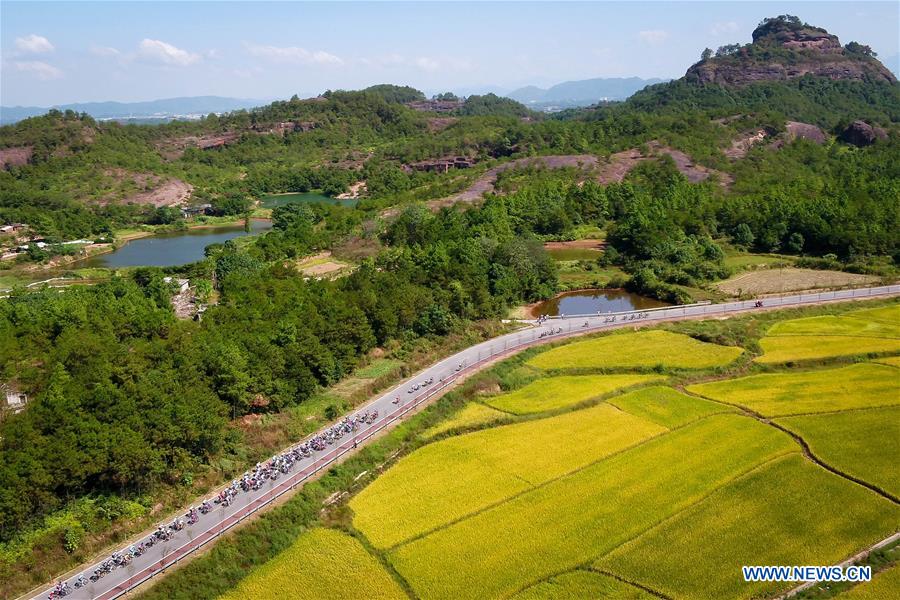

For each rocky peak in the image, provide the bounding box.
[685,16,897,86]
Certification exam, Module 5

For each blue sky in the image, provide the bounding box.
[2,1,898,106]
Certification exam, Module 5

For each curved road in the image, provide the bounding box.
[30,285,900,600]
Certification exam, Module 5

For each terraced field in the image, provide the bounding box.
[221,300,900,600]
[220,528,405,600]
[838,563,900,599]
[687,363,900,416]
[757,305,900,363]
[528,329,744,370]
[597,454,900,599]
[485,373,663,414]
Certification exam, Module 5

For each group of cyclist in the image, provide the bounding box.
[56,409,380,597]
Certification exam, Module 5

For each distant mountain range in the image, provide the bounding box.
[505,77,667,110]
[0,96,269,125]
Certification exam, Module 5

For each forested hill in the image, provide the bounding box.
[626,15,900,127]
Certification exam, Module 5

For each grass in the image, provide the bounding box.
[597,454,900,600]
[777,406,900,497]
[387,415,795,600]
[219,528,406,600]
[838,563,900,599]
[511,570,655,599]
[687,363,900,416]
[350,402,666,549]
[528,330,744,371]
[486,374,664,415]
[546,247,604,261]
[607,385,736,428]
[353,359,404,379]
[766,315,900,339]
[422,402,508,439]
[756,336,900,364]
[722,251,795,271]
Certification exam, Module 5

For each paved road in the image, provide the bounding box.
[30,284,900,600]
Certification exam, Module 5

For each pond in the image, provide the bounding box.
[531,289,669,317]
[75,220,273,268]
[259,192,356,208]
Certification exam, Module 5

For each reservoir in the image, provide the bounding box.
[531,289,668,317]
[259,192,356,208]
[76,220,273,268]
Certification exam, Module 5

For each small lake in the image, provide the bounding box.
[531,289,669,317]
[259,192,356,208]
[76,220,273,268]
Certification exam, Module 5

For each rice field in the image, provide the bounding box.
[687,363,900,416]
[848,304,900,325]
[873,355,900,367]
[766,315,900,339]
[527,330,744,371]
[511,570,655,599]
[422,402,507,439]
[486,373,663,415]
[597,454,900,600]
[219,528,405,600]
[387,415,795,599]
[838,563,900,599]
[351,402,665,549]
[756,336,900,364]
[607,385,735,428]
[777,406,900,496]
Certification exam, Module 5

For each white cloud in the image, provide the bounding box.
[90,45,121,58]
[710,21,739,36]
[15,34,55,54]
[244,43,343,65]
[414,57,440,72]
[637,30,669,45]
[138,39,201,67]
[13,60,62,80]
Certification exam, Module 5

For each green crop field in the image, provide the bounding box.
[597,454,900,600]
[766,315,900,339]
[422,402,508,439]
[607,385,735,428]
[527,330,744,371]
[351,402,665,549]
[756,335,900,363]
[511,570,655,599]
[848,304,900,325]
[387,415,794,599]
[687,363,900,416]
[486,373,663,414]
[219,528,405,600]
[778,406,900,497]
[838,563,900,599]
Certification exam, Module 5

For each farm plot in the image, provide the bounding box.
[597,454,900,600]
[848,304,900,325]
[715,267,877,296]
[777,406,900,497]
[387,415,795,600]
[839,563,900,599]
[351,402,665,549]
[607,385,735,428]
[220,528,405,600]
[687,363,900,416]
[527,330,744,371]
[511,570,655,599]
[486,374,663,415]
[873,355,900,367]
[766,315,900,339]
[422,402,508,439]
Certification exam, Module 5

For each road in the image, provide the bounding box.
[30,284,900,600]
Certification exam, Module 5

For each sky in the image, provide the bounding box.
[1,1,898,107]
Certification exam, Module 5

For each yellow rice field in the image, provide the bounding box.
[607,385,734,428]
[777,406,900,497]
[527,330,744,371]
[756,335,900,363]
[422,402,508,439]
[486,373,663,414]
[387,415,794,599]
[511,570,655,599]
[597,454,900,600]
[219,528,405,600]
[766,314,900,338]
[873,355,900,367]
[687,363,900,416]
[838,564,900,599]
[351,402,665,549]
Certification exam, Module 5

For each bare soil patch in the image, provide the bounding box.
[543,239,607,250]
[0,145,33,169]
[427,117,458,132]
[297,251,353,278]
[717,268,880,296]
[724,129,769,159]
[596,142,732,187]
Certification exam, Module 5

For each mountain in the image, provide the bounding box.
[685,16,896,86]
[506,77,666,109]
[0,96,269,125]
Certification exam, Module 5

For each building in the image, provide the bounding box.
[181,204,213,218]
[1,383,27,415]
